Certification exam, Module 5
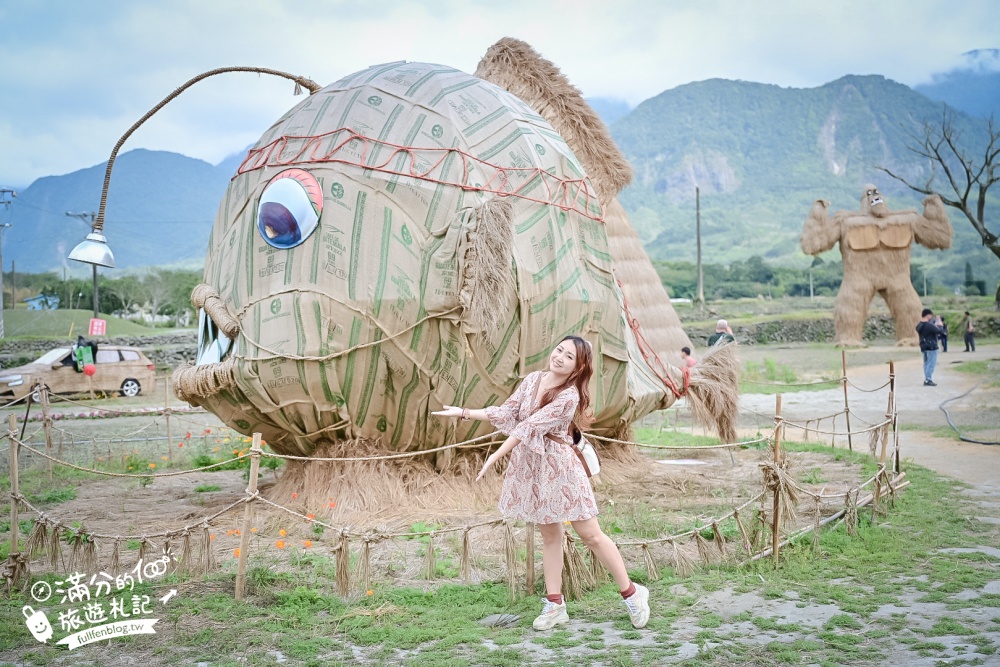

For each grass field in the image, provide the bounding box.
[1,309,169,339]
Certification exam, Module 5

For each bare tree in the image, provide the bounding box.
[879,111,1000,261]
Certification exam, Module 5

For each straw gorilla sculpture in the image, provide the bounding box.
[801,185,952,347]
[170,39,738,509]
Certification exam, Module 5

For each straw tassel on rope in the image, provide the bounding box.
[733,509,753,555]
[812,496,823,552]
[695,530,713,564]
[24,518,48,560]
[200,523,215,574]
[711,521,729,558]
[561,532,586,601]
[82,537,97,576]
[668,537,694,577]
[109,538,122,576]
[47,523,62,570]
[503,521,517,601]
[360,536,373,593]
[424,532,436,581]
[336,530,351,597]
[180,530,193,574]
[640,543,660,581]
[589,547,606,585]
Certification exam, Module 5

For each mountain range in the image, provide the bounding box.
[6,63,999,292]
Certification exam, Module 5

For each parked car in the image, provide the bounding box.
[0,345,157,400]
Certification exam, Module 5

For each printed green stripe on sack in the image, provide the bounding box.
[293,292,310,399]
[461,393,498,442]
[365,61,409,83]
[428,78,480,106]
[387,114,427,194]
[364,104,404,177]
[477,128,535,162]
[529,267,582,314]
[390,366,421,448]
[313,301,336,403]
[356,330,384,427]
[372,207,392,318]
[487,312,520,373]
[409,234,445,352]
[423,141,459,230]
[405,68,460,97]
[348,191,367,301]
[341,317,363,400]
[532,239,574,283]
[581,240,612,262]
[607,361,627,405]
[307,95,336,137]
[462,107,508,137]
[515,207,549,235]
[335,89,363,130]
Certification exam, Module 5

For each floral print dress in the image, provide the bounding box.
[484,371,598,524]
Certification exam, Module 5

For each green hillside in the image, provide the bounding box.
[611,75,1000,291]
[1,309,162,339]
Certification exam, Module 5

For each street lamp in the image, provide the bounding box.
[0,188,14,339]
[66,211,111,318]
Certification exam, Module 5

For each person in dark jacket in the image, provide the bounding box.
[916,308,945,386]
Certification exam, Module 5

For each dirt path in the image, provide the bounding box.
[739,342,1000,485]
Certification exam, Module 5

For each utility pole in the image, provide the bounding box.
[66,211,99,318]
[0,188,15,339]
[695,186,705,308]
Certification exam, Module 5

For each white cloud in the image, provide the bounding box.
[1,0,996,185]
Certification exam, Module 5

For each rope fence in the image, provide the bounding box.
[2,361,905,601]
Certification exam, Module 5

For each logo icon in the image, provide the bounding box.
[330,182,345,199]
[431,124,444,139]
[400,225,413,245]
[270,298,282,315]
[535,143,546,155]
[23,606,53,643]
[367,95,382,106]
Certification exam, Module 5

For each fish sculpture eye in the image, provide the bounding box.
[256,168,323,249]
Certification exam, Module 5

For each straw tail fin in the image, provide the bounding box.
[475,37,632,204]
[686,343,740,444]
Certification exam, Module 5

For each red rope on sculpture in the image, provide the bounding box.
[236,128,605,222]
[616,277,689,399]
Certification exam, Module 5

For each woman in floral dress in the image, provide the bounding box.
[434,335,651,630]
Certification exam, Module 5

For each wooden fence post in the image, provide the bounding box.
[889,361,900,475]
[841,350,853,452]
[234,433,262,600]
[9,415,20,558]
[772,394,782,563]
[40,385,53,482]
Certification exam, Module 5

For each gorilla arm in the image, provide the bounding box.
[912,194,953,250]
[800,199,841,255]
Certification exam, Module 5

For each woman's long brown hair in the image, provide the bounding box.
[537,335,594,430]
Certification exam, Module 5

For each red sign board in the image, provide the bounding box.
[88,318,107,337]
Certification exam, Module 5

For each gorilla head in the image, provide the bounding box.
[860,184,889,218]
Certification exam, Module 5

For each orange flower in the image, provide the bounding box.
[303,540,312,548]
[209,534,215,541]
[251,527,258,533]
[234,529,241,536]
[226,529,234,537]
[276,540,286,549]
[233,548,240,557]
[279,529,287,538]
[161,455,168,461]
[292,492,299,500]
[205,428,212,434]
[178,443,184,448]
[328,501,336,509]
[148,463,156,469]
[366,589,373,596]
[186,432,192,439]
[306,514,316,522]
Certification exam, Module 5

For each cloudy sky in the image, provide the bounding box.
[1,0,996,187]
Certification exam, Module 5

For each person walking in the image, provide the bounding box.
[707,319,735,346]
[961,311,976,352]
[433,335,651,630]
[916,308,945,386]
[935,315,948,352]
